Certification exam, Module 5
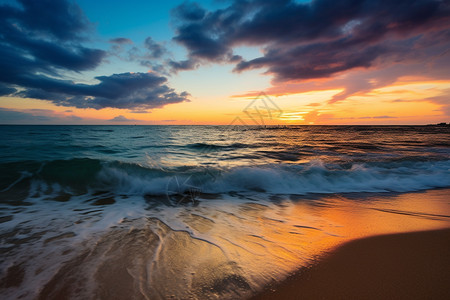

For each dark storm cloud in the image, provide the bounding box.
[0,0,104,93]
[14,72,190,110]
[0,0,189,110]
[172,1,206,22]
[0,0,104,77]
[171,0,450,80]
[0,84,16,96]
[8,0,90,41]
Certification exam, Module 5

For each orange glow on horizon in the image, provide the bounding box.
[1,79,449,125]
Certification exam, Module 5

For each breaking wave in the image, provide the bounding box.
[2,157,449,201]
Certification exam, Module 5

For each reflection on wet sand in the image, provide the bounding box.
[1,189,449,299]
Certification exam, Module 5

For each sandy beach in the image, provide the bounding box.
[252,228,450,300]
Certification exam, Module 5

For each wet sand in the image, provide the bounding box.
[252,228,450,300]
[2,189,449,299]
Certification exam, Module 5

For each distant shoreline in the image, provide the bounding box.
[251,228,450,300]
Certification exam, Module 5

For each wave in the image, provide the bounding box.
[1,158,449,201]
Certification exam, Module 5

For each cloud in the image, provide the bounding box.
[0,83,16,96]
[11,0,91,41]
[234,61,450,107]
[109,115,139,122]
[168,59,200,71]
[13,72,190,110]
[136,38,171,72]
[0,0,189,111]
[130,110,150,114]
[356,115,397,119]
[392,88,450,116]
[0,0,104,95]
[172,1,206,22]
[0,107,83,124]
[372,115,397,119]
[144,37,166,59]
[171,0,450,85]
[109,38,133,55]
[295,110,399,124]
[0,108,53,123]
[109,37,133,44]
[113,37,171,74]
[426,93,450,116]
[0,0,105,74]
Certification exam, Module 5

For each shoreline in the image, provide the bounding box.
[251,228,450,300]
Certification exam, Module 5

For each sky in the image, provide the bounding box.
[0,0,449,125]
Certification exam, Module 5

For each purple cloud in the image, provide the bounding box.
[170,0,450,83]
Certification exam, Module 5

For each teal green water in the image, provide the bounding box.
[1,125,449,198]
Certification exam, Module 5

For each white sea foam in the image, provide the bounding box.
[96,159,450,196]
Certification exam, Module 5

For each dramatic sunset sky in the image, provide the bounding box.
[0,0,449,125]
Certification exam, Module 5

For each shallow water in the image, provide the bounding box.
[0,125,449,299]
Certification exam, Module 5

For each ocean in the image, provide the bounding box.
[1,125,449,299]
